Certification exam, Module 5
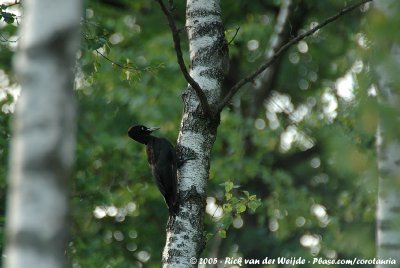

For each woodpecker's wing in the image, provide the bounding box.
[165,140,178,210]
[148,138,178,209]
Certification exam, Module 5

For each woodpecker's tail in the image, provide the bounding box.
[167,198,179,217]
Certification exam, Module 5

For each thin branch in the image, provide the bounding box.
[217,0,373,113]
[227,27,240,45]
[156,0,214,119]
[95,49,128,70]
[94,49,163,74]
[1,1,21,9]
[0,33,18,43]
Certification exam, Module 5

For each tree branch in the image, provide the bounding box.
[156,0,214,119]
[0,32,18,43]
[1,1,21,9]
[94,49,164,74]
[95,49,130,70]
[217,0,372,113]
[227,27,240,45]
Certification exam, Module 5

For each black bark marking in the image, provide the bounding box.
[377,219,400,231]
[379,243,400,250]
[165,185,207,265]
[390,206,400,213]
[379,152,388,161]
[169,218,185,234]
[180,111,220,133]
[189,21,224,40]
[176,145,198,168]
[187,9,220,18]
[199,67,225,81]
[191,36,228,70]
[379,168,393,177]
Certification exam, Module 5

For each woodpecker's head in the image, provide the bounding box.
[128,125,160,144]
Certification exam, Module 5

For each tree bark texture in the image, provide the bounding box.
[374,1,400,266]
[4,1,81,268]
[376,60,400,264]
[162,0,228,266]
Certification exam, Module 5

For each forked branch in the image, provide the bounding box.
[156,0,214,119]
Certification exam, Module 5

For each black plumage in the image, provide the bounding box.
[128,125,178,215]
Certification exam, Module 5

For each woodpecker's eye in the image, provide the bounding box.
[141,126,145,131]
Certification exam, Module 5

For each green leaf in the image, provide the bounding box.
[98,37,107,47]
[221,214,233,229]
[222,203,232,213]
[218,229,226,239]
[236,203,246,214]
[242,190,250,197]
[230,196,238,204]
[1,11,15,24]
[225,192,232,201]
[248,199,262,212]
[249,194,257,201]
[225,181,233,192]
[87,37,107,51]
[206,232,214,242]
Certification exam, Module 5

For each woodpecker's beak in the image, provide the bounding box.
[148,127,160,132]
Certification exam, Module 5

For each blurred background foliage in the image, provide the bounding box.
[0,0,394,267]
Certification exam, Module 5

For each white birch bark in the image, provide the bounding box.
[162,0,228,266]
[374,1,400,266]
[4,1,81,268]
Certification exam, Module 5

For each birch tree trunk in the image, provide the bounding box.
[162,0,228,266]
[4,1,81,268]
[374,1,400,266]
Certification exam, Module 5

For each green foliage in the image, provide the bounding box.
[210,181,262,240]
[0,11,15,24]
[0,94,12,256]
[0,3,18,24]
[0,0,390,267]
[223,182,262,216]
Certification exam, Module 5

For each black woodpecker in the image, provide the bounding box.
[128,125,178,216]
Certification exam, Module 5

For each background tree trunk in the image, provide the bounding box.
[373,1,400,266]
[4,1,81,267]
[249,0,293,119]
[162,0,228,266]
